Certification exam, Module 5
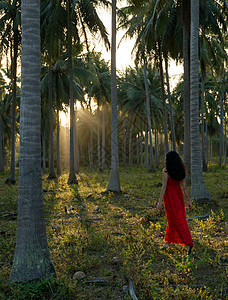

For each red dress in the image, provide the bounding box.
[164,177,193,246]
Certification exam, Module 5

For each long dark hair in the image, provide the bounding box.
[165,151,186,181]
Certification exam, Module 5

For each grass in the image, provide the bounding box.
[0,164,227,299]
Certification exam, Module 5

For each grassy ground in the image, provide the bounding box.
[0,164,227,299]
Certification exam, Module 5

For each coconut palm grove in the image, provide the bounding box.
[0,0,227,299]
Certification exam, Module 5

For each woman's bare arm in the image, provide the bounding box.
[156,170,168,212]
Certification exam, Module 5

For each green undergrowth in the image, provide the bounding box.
[0,165,227,299]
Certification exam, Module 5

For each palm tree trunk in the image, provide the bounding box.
[158,41,169,153]
[155,128,159,167]
[183,13,191,176]
[48,63,56,179]
[206,122,209,165]
[122,116,127,169]
[9,0,56,282]
[143,62,155,172]
[107,0,120,192]
[223,111,227,166]
[102,105,106,171]
[73,108,79,173]
[89,106,93,171]
[67,1,77,184]
[201,76,207,171]
[0,122,4,172]
[190,0,210,201]
[165,56,176,151]
[137,133,139,167]
[144,123,148,168]
[42,130,46,173]
[8,29,18,184]
[56,106,61,176]
[129,123,133,168]
[219,94,224,167]
[97,105,101,170]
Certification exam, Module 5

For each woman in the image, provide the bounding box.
[156,151,193,255]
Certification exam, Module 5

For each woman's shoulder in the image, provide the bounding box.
[163,168,168,173]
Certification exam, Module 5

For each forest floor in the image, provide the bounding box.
[0,163,227,299]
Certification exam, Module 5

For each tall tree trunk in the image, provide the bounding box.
[73,108,79,173]
[158,41,169,154]
[56,75,61,176]
[67,1,77,184]
[8,28,18,184]
[9,0,56,282]
[205,122,209,165]
[143,62,155,172]
[97,105,101,170]
[210,137,213,162]
[102,105,106,170]
[140,131,143,166]
[107,0,120,192]
[122,116,127,169]
[155,128,159,167]
[144,123,148,168]
[201,75,207,171]
[137,133,139,167]
[182,2,191,176]
[219,92,224,167]
[42,130,46,173]
[190,0,210,201]
[56,107,61,176]
[223,110,227,166]
[0,122,4,172]
[48,62,56,179]
[165,56,176,151]
[129,123,133,168]
[89,106,93,171]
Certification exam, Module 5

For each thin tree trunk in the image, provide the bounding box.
[210,137,213,162]
[144,123,148,168]
[89,106,93,171]
[102,105,106,171]
[158,41,169,154]
[73,108,79,173]
[48,63,56,179]
[107,0,120,192]
[223,111,227,166]
[140,131,143,166]
[155,128,158,167]
[8,30,18,184]
[42,130,46,173]
[129,123,133,168]
[219,94,224,167]
[56,76,61,176]
[9,0,56,282]
[67,1,77,184]
[143,62,155,172]
[201,76,207,171]
[137,133,139,167]
[97,105,101,170]
[0,122,4,172]
[165,56,176,151]
[205,122,208,165]
[183,13,191,176]
[122,116,127,169]
[190,0,210,201]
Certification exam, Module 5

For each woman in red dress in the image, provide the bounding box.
[156,151,193,255]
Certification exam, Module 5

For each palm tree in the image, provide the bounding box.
[107,0,121,191]
[0,0,21,183]
[190,0,210,201]
[10,0,55,283]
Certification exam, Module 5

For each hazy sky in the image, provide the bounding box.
[94,2,183,86]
